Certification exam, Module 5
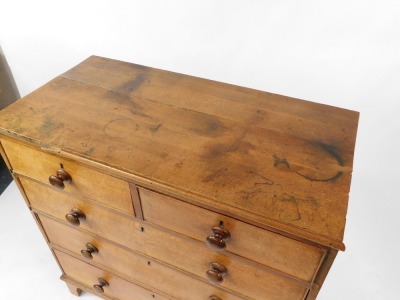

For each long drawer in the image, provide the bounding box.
[140,187,326,282]
[55,250,169,300]
[22,177,308,299]
[39,214,244,300]
[2,139,134,215]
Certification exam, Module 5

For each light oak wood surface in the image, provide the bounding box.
[2,139,133,215]
[0,56,359,299]
[55,250,169,300]
[140,187,326,282]
[40,215,245,300]
[0,56,359,250]
[22,177,308,299]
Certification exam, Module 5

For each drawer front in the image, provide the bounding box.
[23,178,307,299]
[140,188,325,282]
[40,215,244,300]
[55,250,169,300]
[2,139,133,215]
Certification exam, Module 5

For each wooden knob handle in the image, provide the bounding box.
[206,227,230,252]
[206,262,227,285]
[93,278,108,293]
[209,296,222,300]
[65,208,86,226]
[49,169,72,189]
[81,243,98,259]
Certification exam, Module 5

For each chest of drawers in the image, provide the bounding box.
[0,56,359,299]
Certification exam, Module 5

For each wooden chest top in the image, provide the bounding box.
[0,56,358,250]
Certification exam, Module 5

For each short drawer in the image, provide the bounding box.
[140,188,326,282]
[2,139,133,215]
[54,250,169,300]
[40,215,244,300]
[23,178,308,299]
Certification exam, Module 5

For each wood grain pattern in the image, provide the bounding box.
[22,177,308,299]
[0,56,358,298]
[140,187,326,282]
[1,139,134,215]
[0,56,359,250]
[40,215,244,300]
[64,56,357,153]
[55,250,169,300]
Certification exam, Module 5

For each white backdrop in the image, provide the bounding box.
[1,1,399,299]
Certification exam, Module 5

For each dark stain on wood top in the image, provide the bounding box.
[0,56,359,250]
[117,72,149,93]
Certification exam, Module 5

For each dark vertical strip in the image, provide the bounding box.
[129,182,144,219]
[0,45,20,110]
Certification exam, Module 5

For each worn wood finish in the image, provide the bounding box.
[140,187,326,282]
[0,56,359,249]
[40,215,245,300]
[23,177,308,299]
[0,56,359,298]
[55,250,169,300]
[1,139,133,215]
